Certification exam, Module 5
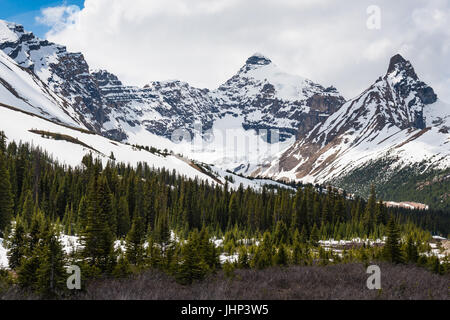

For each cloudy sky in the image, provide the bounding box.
[3,0,450,101]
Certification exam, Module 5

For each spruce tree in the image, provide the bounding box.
[6,216,27,269]
[237,247,250,269]
[17,209,46,290]
[82,175,116,274]
[383,217,403,264]
[309,223,320,246]
[125,215,145,266]
[0,153,13,234]
[274,244,289,266]
[112,253,133,278]
[36,223,67,298]
[176,230,209,285]
[20,189,34,227]
[363,185,377,233]
[405,236,418,263]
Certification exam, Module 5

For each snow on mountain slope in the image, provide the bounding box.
[211,54,345,140]
[0,103,291,192]
[0,50,81,126]
[0,21,345,143]
[95,53,345,143]
[0,103,218,182]
[0,20,106,132]
[0,21,348,176]
[256,54,450,184]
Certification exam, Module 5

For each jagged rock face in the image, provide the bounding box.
[95,53,345,142]
[384,54,437,129]
[256,54,450,184]
[212,53,345,141]
[0,21,107,132]
[0,22,346,142]
[93,71,219,139]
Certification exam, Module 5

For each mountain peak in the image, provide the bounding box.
[0,20,23,43]
[386,54,418,80]
[245,53,272,66]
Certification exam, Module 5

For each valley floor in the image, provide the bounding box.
[2,263,447,300]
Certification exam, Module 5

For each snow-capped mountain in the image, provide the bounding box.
[0,21,344,143]
[256,54,450,191]
[1,20,449,206]
[211,53,344,140]
[0,21,104,131]
[0,20,345,174]
[93,53,344,142]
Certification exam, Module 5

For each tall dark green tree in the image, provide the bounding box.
[125,215,146,266]
[36,223,67,297]
[0,152,13,234]
[383,217,404,264]
[82,175,116,274]
[6,216,27,269]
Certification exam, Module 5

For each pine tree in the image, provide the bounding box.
[405,236,418,263]
[116,196,131,237]
[125,215,145,266]
[82,175,116,274]
[363,185,377,233]
[20,189,34,227]
[36,223,67,298]
[153,211,171,249]
[237,247,250,269]
[383,217,403,264]
[253,232,274,269]
[274,244,289,266]
[176,230,209,285]
[6,216,27,270]
[112,253,133,278]
[0,131,6,154]
[0,153,14,234]
[17,209,46,290]
[76,195,88,233]
[310,223,320,246]
[198,227,219,270]
[273,220,288,245]
[228,193,239,227]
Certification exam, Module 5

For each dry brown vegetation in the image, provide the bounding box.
[3,263,446,300]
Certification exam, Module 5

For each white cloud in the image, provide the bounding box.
[36,5,80,33]
[37,0,450,102]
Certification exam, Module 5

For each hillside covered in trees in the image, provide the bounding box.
[0,131,448,298]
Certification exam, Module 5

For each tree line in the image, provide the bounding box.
[0,132,448,297]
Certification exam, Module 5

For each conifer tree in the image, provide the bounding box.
[113,252,133,278]
[176,230,209,285]
[36,223,67,298]
[405,236,418,263]
[17,215,44,290]
[228,193,239,227]
[253,232,274,269]
[116,196,131,237]
[274,244,289,266]
[237,247,250,269]
[383,217,404,264]
[363,185,377,233]
[0,131,6,154]
[125,215,145,266]
[82,175,116,274]
[6,216,27,269]
[309,223,320,246]
[20,189,34,227]
[273,220,288,245]
[153,211,171,249]
[0,153,14,234]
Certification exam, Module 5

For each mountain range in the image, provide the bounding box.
[0,20,449,209]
